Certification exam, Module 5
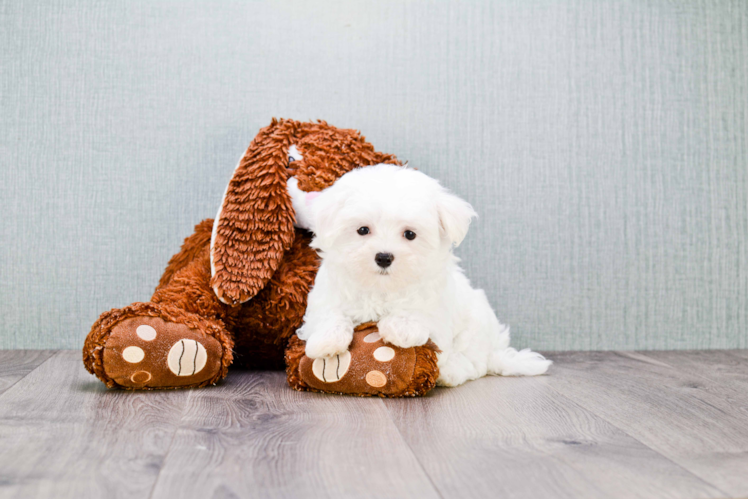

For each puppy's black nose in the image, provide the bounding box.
[375,252,394,268]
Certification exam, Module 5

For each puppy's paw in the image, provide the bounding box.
[304,322,354,359]
[436,353,477,387]
[378,315,430,348]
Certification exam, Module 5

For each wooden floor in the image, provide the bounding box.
[1,350,747,498]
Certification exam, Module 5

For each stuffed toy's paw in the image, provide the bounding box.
[83,302,233,390]
[286,323,440,397]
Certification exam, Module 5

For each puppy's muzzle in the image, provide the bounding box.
[375,252,394,269]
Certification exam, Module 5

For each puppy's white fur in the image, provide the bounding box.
[293,164,551,387]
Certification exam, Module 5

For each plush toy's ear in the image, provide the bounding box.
[210,119,296,305]
[436,188,477,247]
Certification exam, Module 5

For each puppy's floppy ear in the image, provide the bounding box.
[436,188,477,247]
[210,119,297,305]
[309,186,349,252]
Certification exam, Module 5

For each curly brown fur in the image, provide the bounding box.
[405,341,441,397]
[232,228,320,369]
[157,219,214,292]
[285,334,311,391]
[210,120,297,305]
[152,246,238,325]
[291,120,401,192]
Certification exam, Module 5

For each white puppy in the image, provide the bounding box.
[288,164,551,387]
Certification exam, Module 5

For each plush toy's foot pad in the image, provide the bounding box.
[286,323,440,397]
[102,316,224,388]
[83,303,232,390]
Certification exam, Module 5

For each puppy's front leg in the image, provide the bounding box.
[378,312,431,348]
[300,314,355,359]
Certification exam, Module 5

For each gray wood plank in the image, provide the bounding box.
[728,349,748,361]
[546,351,748,497]
[643,350,748,396]
[383,375,722,498]
[0,350,190,498]
[150,370,440,499]
[0,350,55,396]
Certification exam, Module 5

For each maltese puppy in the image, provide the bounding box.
[288,164,551,387]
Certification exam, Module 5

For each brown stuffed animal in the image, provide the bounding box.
[82,119,439,396]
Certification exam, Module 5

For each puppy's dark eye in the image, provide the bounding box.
[357,226,370,236]
[404,230,416,240]
[288,156,295,163]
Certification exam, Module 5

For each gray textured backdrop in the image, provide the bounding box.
[1,0,746,350]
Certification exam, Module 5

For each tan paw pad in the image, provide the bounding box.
[136,324,157,341]
[363,332,381,343]
[312,351,352,383]
[122,346,145,363]
[373,346,395,362]
[130,371,152,384]
[365,370,387,388]
[167,339,208,376]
